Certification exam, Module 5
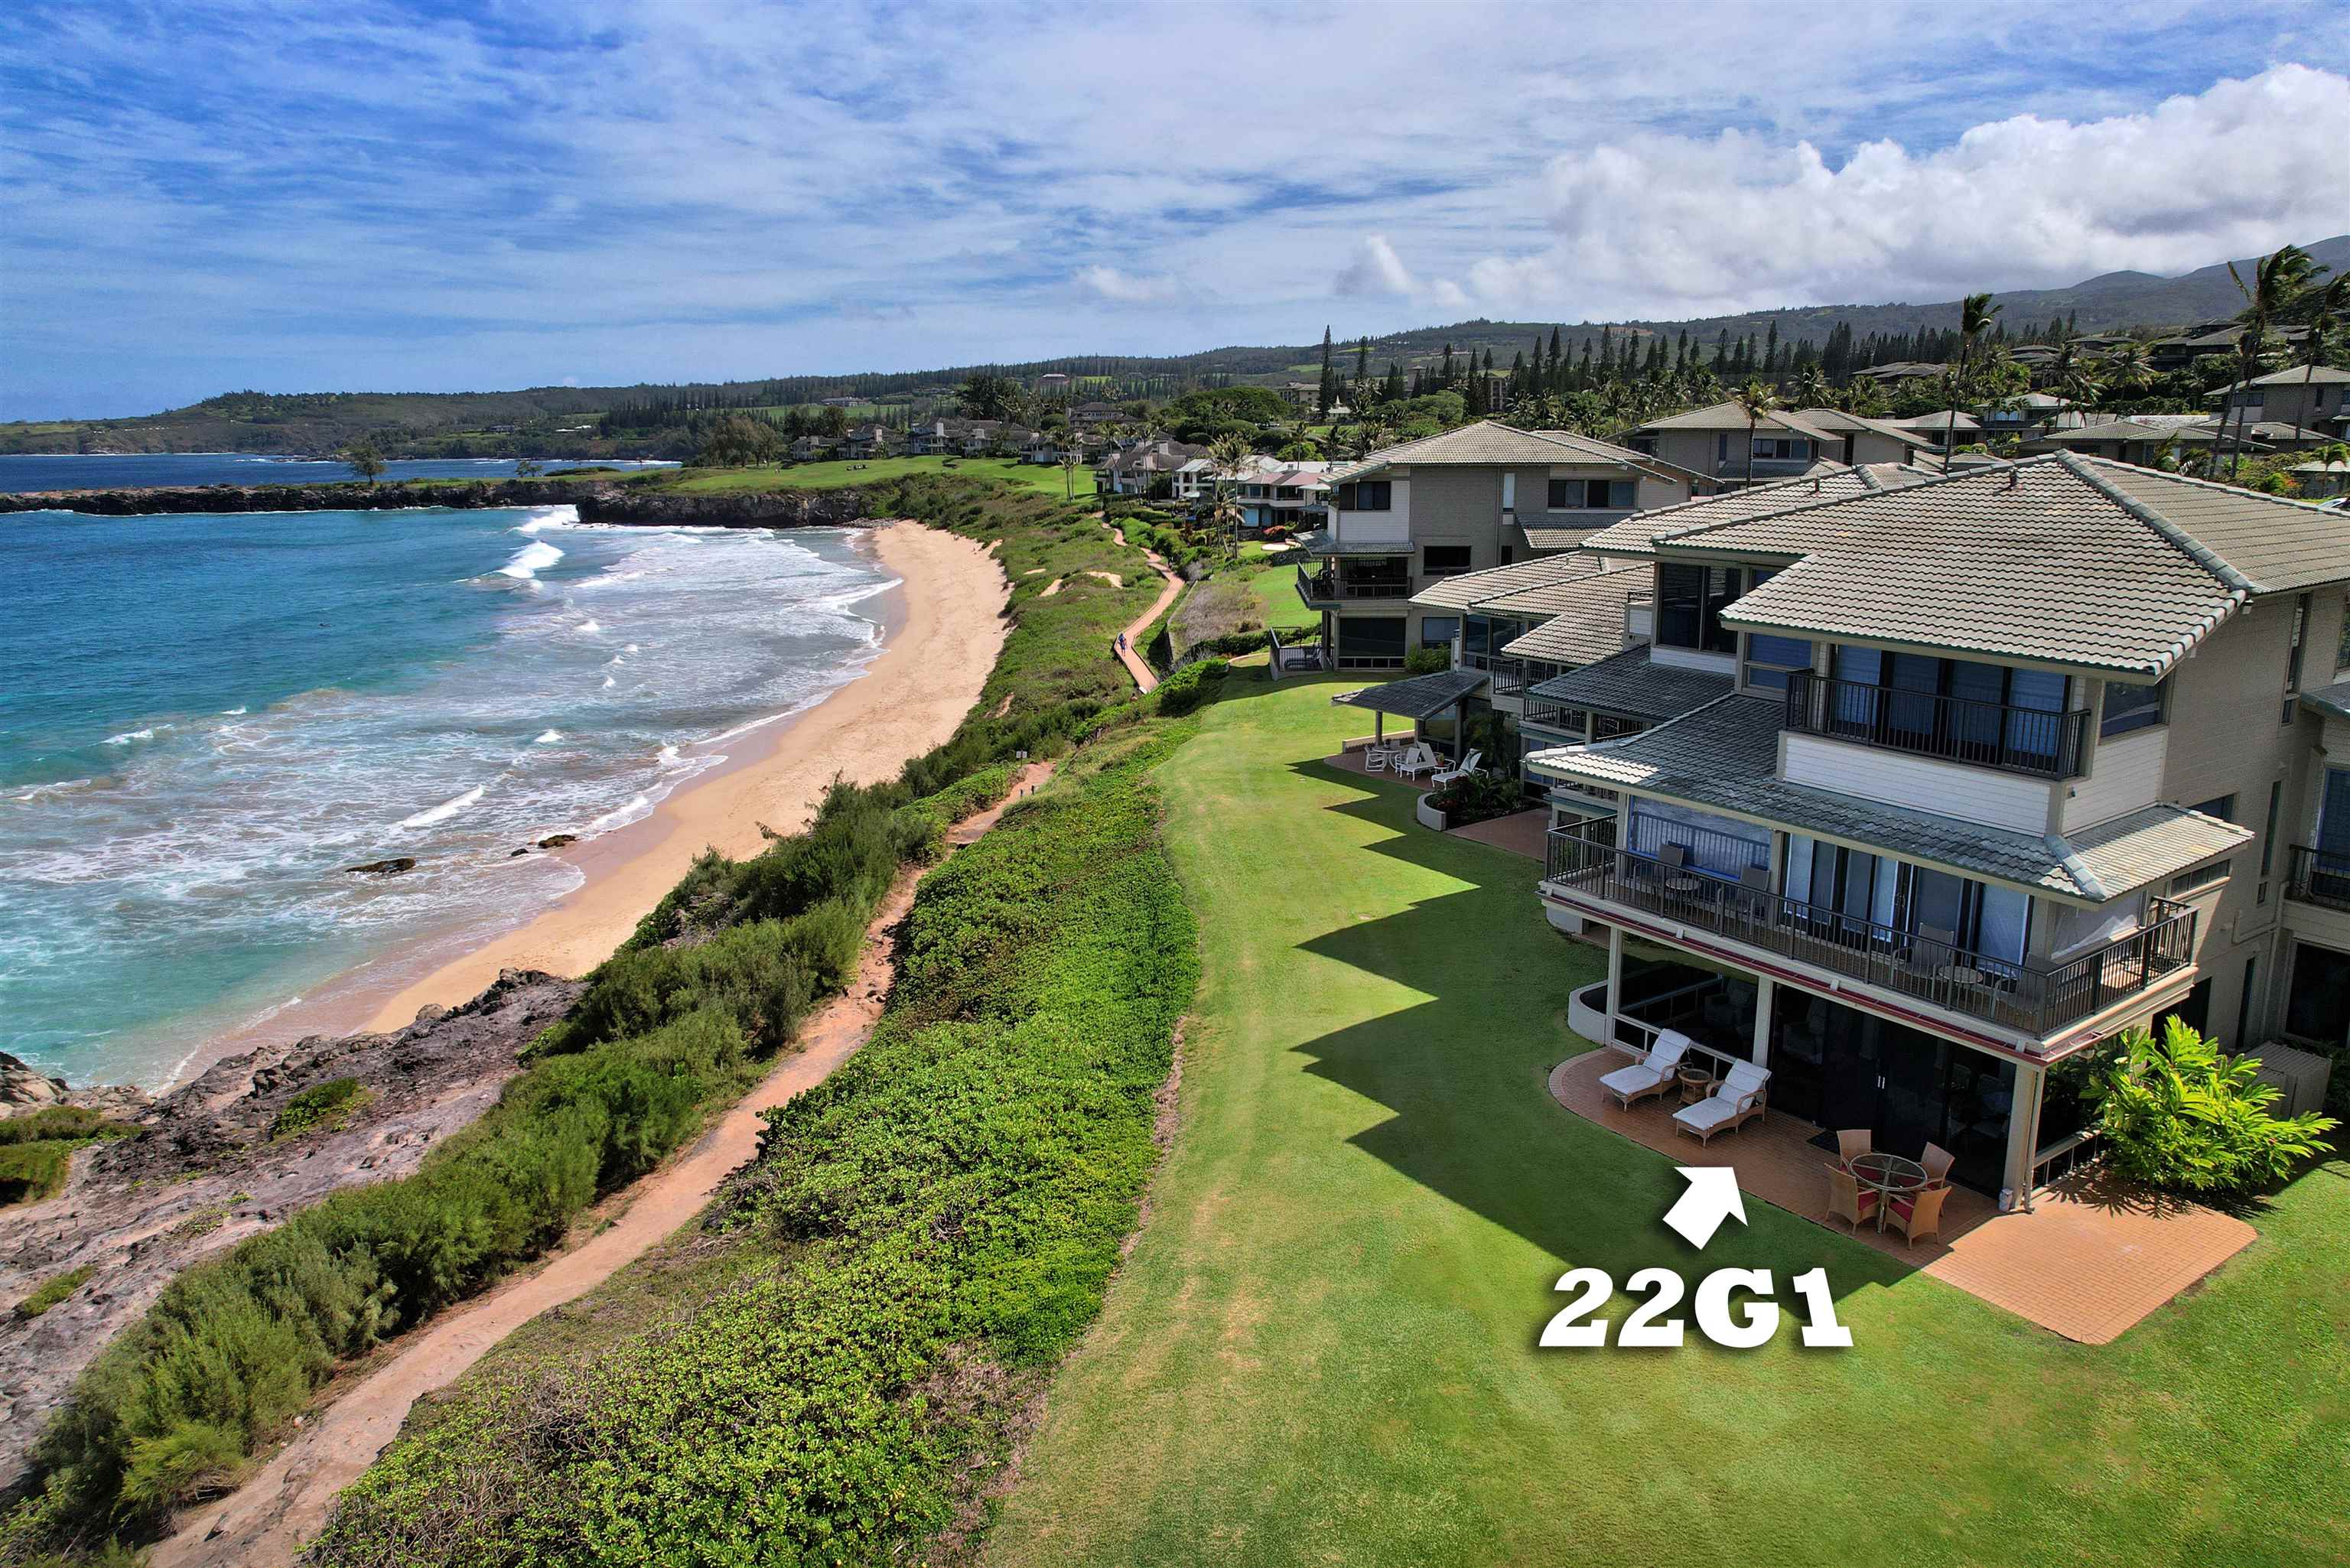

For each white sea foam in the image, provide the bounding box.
[399,783,486,828]
[588,793,651,834]
[105,727,157,745]
[534,730,561,744]
[223,706,247,716]
[574,619,601,635]
[496,540,565,580]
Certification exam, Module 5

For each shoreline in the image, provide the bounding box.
[158,519,1008,1087]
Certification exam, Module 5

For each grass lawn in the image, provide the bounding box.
[982,674,2350,1568]
[660,455,1094,499]
[1244,551,1319,634]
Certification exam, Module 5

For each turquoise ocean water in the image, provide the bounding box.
[0,505,892,1088]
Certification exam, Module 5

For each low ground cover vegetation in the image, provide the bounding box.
[0,1111,137,1209]
[0,473,1158,1564]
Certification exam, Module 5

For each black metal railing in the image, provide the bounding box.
[1298,564,1410,603]
[1523,698,1577,732]
[2287,844,2350,912]
[1541,824,2197,1039]
[1491,658,1528,698]
[1785,671,2092,780]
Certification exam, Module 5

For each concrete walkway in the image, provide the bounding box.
[1548,1049,2255,1343]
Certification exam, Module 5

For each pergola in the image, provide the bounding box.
[1330,666,1488,751]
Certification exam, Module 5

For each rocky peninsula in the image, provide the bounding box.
[0,477,879,528]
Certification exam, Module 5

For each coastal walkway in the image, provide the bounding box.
[1105,514,1182,694]
[153,762,1058,1568]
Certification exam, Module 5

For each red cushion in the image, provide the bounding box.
[1856,1190,1879,1212]
[1889,1194,1916,1219]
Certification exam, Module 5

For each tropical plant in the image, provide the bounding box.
[1733,376,1782,487]
[1791,366,1834,410]
[2222,244,2318,479]
[1945,291,2000,456]
[2102,338,2153,395]
[2088,1017,2337,1196]
[340,439,386,486]
[2294,273,2346,437]
[1059,444,1085,502]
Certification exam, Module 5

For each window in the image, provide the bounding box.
[1422,545,1472,577]
[2168,859,2232,896]
[1417,615,1460,649]
[1338,480,1391,511]
[2189,795,2236,822]
[2284,591,2311,724]
[1655,564,1742,654]
[1750,437,1808,460]
[1547,477,1637,509]
[1334,616,1406,669]
[1743,633,1814,692]
[2101,678,2167,738]
[2338,592,2350,673]
[2259,779,2282,904]
[2237,956,2259,1048]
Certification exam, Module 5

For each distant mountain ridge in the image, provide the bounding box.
[5,234,2342,454]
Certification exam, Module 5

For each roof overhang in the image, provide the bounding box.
[1330,667,1489,719]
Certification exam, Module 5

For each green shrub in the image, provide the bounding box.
[1403,644,1449,675]
[2090,1018,2339,1195]
[1428,768,1528,827]
[310,727,1200,1568]
[269,1076,373,1140]
[1155,659,1229,717]
[0,1108,119,1146]
[15,1264,94,1320]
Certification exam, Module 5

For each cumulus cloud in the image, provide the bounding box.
[1074,265,1193,304]
[1334,235,1417,297]
[1443,63,2350,317]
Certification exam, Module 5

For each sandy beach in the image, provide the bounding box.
[348,519,1007,1033]
[141,519,1006,1082]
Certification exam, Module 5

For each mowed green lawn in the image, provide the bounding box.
[983,675,2350,1568]
[662,454,1094,499]
[1245,548,1319,633]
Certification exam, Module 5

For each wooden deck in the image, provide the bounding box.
[1548,1048,2256,1344]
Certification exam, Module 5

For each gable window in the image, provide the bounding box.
[1547,477,1637,509]
[1422,545,1472,577]
[1655,564,1742,654]
[1338,480,1391,511]
[2100,678,2168,738]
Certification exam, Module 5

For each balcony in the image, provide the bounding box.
[1785,671,2092,781]
[1296,565,1411,608]
[1541,824,2198,1043]
[2287,845,2350,912]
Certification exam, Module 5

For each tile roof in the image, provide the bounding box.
[1893,411,1985,434]
[1635,401,1838,442]
[1330,420,1668,482]
[1789,408,1927,444]
[1410,554,1603,610]
[1492,572,1649,668]
[1521,519,1626,551]
[1330,667,1488,719]
[1524,646,1734,721]
[2302,678,2350,722]
[1574,464,1923,558]
[1632,454,2350,676]
[2216,365,2350,391]
[1524,695,2248,903]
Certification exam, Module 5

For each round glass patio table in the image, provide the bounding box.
[1846,1153,1928,1232]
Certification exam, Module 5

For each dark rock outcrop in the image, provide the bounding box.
[0,478,883,530]
[0,968,584,1489]
[0,1052,152,1121]
[344,857,417,876]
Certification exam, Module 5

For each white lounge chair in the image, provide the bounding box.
[1391,743,1438,779]
[1597,1030,1691,1110]
[1672,1060,1771,1145]
[1431,749,1483,786]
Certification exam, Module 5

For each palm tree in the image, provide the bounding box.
[2103,340,2153,398]
[1945,292,2000,457]
[1059,444,1085,503]
[1734,376,1782,488]
[1207,431,1252,550]
[2295,274,2346,444]
[2057,365,2105,427]
[2223,244,2318,479]
[1792,366,1834,411]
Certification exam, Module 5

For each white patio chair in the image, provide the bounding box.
[1363,744,1389,773]
[1431,749,1483,786]
[1391,744,1438,779]
[1597,1030,1691,1111]
[1672,1059,1770,1144]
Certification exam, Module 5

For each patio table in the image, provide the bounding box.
[1846,1152,1928,1232]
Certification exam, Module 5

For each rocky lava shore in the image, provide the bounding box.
[0,971,581,1491]
[0,477,879,528]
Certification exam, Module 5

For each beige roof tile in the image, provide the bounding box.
[1409,554,1602,610]
[1576,464,1920,558]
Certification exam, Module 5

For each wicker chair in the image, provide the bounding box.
[1836,1128,1873,1167]
[1919,1141,1956,1189]
[1824,1163,1880,1233]
[1885,1183,1951,1248]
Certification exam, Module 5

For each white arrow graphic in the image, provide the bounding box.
[1662,1166,1747,1249]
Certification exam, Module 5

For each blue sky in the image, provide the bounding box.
[4,0,2348,421]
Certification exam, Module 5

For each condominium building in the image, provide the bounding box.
[1626,402,1841,486]
[1512,453,2349,1202]
[1294,420,1697,672]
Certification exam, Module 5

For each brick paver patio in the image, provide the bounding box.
[1548,1048,2257,1343]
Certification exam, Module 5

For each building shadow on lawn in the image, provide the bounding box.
[1278,756,1917,1303]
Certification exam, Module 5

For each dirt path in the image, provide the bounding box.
[153,763,1056,1568]
[1105,518,1182,695]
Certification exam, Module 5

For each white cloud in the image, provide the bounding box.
[1334,236,1416,297]
[1075,265,1192,304]
[1437,63,2350,317]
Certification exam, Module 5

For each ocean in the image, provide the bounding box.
[0,453,676,493]
[0,504,893,1089]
